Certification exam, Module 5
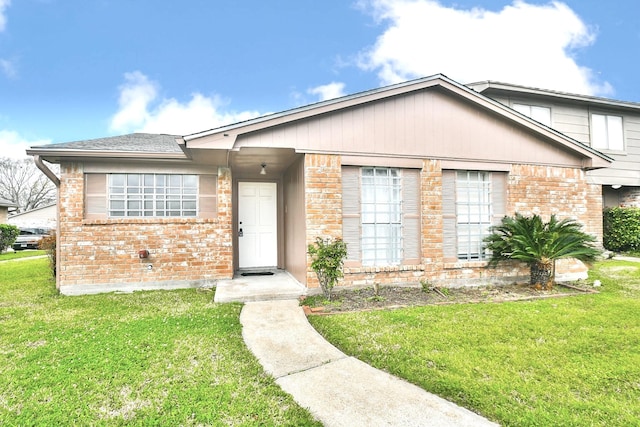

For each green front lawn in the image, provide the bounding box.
[0,259,320,426]
[309,260,640,426]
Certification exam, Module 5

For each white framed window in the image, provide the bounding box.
[108,174,197,217]
[456,171,492,261]
[591,113,624,151]
[360,167,403,266]
[513,103,551,127]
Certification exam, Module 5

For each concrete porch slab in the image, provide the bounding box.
[213,270,307,303]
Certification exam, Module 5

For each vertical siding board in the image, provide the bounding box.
[441,170,457,261]
[491,172,506,224]
[198,174,218,219]
[85,173,107,219]
[385,98,398,154]
[403,169,421,261]
[342,166,361,262]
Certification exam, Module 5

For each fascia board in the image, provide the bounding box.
[25,148,189,162]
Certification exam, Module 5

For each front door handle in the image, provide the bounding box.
[239,228,243,237]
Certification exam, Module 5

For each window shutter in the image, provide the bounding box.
[342,166,361,263]
[85,174,107,220]
[491,172,506,225]
[198,175,218,219]
[402,169,421,263]
[442,170,457,261]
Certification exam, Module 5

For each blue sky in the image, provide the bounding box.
[1,0,639,158]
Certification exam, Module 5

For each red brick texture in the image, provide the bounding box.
[56,156,601,293]
[57,163,233,293]
[304,154,343,288]
[332,160,601,289]
[620,186,640,207]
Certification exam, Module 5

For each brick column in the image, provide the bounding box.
[215,167,233,276]
[421,159,443,278]
[304,154,342,287]
[57,162,85,288]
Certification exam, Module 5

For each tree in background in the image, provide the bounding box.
[0,157,58,213]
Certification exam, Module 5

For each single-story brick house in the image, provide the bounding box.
[28,74,611,295]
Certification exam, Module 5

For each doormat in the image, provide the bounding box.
[241,272,275,276]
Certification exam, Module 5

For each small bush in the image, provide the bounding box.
[0,223,19,253]
[39,232,56,277]
[307,237,347,301]
[603,207,640,252]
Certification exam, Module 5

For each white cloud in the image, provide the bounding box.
[0,58,16,78]
[0,0,9,32]
[0,130,51,159]
[308,82,347,101]
[358,0,613,96]
[110,71,262,135]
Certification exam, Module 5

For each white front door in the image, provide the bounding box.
[238,182,278,269]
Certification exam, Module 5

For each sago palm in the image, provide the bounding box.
[484,213,600,289]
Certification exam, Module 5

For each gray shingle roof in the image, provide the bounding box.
[31,133,182,153]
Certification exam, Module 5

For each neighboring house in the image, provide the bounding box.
[7,203,57,230]
[468,81,640,208]
[0,198,17,223]
[28,74,611,295]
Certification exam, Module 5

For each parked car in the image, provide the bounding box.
[12,228,51,250]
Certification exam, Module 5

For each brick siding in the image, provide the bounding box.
[57,163,233,293]
[56,155,601,293]
[329,160,601,290]
[620,186,640,207]
[304,154,343,288]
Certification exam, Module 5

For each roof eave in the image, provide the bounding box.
[26,148,189,163]
[468,81,640,111]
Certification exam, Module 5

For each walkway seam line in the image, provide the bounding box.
[273,355,349,379]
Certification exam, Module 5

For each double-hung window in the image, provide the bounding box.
[442,170,505,262]
[361,167,403,266]
[513,103,551,127]
[591,113,624,151]
[108,174,197,217]
[455,171,492,261]
[342,166,421,267]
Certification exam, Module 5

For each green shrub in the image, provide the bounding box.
[307,237,347,301]
[603,207,640,252]
[484,213,599,289]
[0,224,19,253]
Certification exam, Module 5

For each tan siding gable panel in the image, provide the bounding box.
[237,89,589,169]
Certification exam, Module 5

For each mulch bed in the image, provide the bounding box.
[302,282,598,315]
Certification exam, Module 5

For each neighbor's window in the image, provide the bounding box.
[592,113,624,151]
[361,167,402,266]
[108,174,197,217]
[456,171,492,261]
[513,103,551,127]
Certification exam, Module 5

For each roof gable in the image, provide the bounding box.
[26,75,612,170]
[182,74,611,169]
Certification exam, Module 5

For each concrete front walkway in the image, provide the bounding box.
[240,299,498,427]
